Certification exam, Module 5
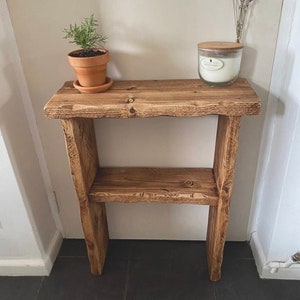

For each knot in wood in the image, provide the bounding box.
[127,97,135,103]
[184,180,194,187]
[126,86,136,90]
[130,107,136,114]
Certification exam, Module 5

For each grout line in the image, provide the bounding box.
[123,243,133,300]
[212,283,218,300]
[34,276,45,300]
[123,258,130,300]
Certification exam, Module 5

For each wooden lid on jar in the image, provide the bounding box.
[198,41,243,50]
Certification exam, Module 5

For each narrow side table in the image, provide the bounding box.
[44,79,260,281]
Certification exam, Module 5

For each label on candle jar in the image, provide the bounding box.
[201,57,224,71]
[199,54,242,83]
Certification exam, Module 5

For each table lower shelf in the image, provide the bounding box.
[88,167,219,205]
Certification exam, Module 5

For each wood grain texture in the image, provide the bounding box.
[45,79,260,281]
[61,118,108,275]
[44,79,261,119]
[198,41,243,50]
[89,167,218,205]
[207,116,241,281]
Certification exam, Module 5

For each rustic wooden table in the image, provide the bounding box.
[44,79,260,281]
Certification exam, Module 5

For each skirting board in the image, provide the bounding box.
[250,232,300,280]
[0,230,62,276]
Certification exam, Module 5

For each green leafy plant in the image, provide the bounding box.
[63,14,107,54]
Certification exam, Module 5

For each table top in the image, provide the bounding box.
[44,79,261,119]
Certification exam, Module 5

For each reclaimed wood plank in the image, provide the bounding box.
[89,167,219,205]
[44,79,261,119]
[61,118,108,275]
[207,115,241,281]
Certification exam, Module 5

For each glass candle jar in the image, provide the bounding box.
[198,41,243,86]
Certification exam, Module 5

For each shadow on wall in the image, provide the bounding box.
[95,116,218,168]
[0,18,56,252]
[0,69,49,253]
[240,46,257,79]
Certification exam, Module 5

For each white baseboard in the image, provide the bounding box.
[42,230,63,275]
[0,230,62,276]
[250,232,300,280]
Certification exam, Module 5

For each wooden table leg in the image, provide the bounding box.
[61,118,109,275]
[207,115,241,281]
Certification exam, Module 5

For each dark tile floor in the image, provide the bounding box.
[1,240,300,300]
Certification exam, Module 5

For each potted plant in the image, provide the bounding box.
[64,14,110,89]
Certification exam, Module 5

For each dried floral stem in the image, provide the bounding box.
[233,0,255,43]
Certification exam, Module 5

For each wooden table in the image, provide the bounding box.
[44,79,260,281]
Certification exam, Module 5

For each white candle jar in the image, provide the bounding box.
[198,42,243,86]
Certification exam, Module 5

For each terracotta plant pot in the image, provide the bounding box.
[68,48,109,87]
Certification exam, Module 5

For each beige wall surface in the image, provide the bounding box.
[0,0,57,264]
[7,0,283,239]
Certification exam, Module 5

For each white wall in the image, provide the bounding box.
[7,0,282,239]
[0,0,61,275]
[249,0,300,280]
[0,132,41,266]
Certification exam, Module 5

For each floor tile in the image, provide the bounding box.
[1,240,300,300]
[130,240,181,260]
[214,258,262,300]
[126,241,215,300]
[107,239,133,259]
[37,257,127,300]
[59,239,133,259]
[126,256,215,300]
[58,239,87,257]
[259,279,300,300]
[130,240,207,261]
[223,241,254,260]
[214,258,300,300]
[0,276,42,300]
